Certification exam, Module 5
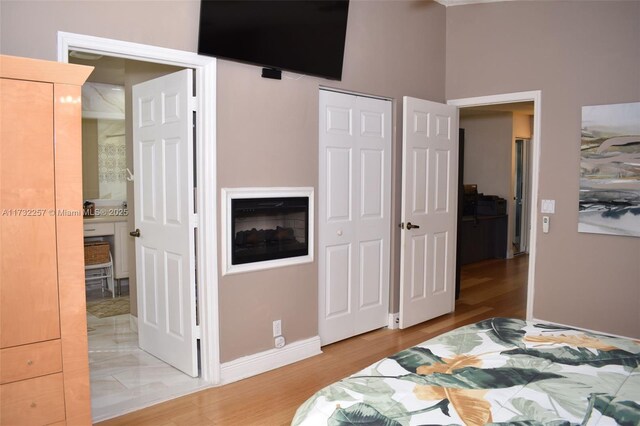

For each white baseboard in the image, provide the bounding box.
[531,317,636,340]
[220,336,322,385]
[388,313,399,330]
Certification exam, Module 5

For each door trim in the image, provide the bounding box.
[319,85,393,102]
[448,90,541,321]
[514,137,531,255]
[57,32,220,384]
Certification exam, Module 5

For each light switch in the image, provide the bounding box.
[541,199,555,214]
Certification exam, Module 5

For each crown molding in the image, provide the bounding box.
[435,0,522,6]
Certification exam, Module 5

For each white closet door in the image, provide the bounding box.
[318,90,391,346]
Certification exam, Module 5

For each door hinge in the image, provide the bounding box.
[189,97,198,112]
[194,325,201,339]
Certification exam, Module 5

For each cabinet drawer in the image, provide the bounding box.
[83,221,115,237]
[1,340,62,384]
[0,373,65,425]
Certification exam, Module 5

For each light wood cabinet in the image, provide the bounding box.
[0,77,60,349]
[1,374,66,425]
[0,55,93,425]
[1,340,63,384]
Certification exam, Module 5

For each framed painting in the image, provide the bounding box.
[579,102,640,237]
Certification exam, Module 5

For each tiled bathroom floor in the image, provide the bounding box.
[87,311,208,422]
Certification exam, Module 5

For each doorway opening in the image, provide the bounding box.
[73,55,204,421]
[449,91,541,321]
[59,32,219,422]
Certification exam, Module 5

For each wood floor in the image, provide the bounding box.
[98,255,528,426]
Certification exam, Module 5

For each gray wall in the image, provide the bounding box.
[447,0,640,338]
[461,112,513,201]
[1,0,446,362]
[216,0,446,361]
[0,1,200,59]
[2,0,636,364]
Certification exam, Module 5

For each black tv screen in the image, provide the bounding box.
[198,0,350,80]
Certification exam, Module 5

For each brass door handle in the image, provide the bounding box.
[406,222,420,230]
[129,229,141,237]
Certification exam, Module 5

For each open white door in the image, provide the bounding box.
[399,96,458,329]
[318,90,392,345]
[132,69,198,377]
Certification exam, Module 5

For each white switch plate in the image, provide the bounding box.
[541,199,555,214]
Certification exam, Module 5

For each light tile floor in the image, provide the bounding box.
[87,312,208,422]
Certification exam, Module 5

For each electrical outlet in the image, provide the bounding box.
[273,320,282,337]
[275,336,285,348]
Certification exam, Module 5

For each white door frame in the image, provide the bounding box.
[514,137,532,254]
[448,90,541,320]
[57,32,220,384]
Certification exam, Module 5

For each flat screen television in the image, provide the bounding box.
[198,0,350,80]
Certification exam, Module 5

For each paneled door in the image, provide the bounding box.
[399,96,458,329]
[318,89,392,345]
[132,69,198,376]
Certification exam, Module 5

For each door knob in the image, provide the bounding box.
[406,222,420,230]
[337,229,343,236]
[129,229,141,237]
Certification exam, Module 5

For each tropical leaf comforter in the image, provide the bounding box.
[292,318,640,425]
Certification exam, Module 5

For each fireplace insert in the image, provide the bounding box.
[231,197,309,265]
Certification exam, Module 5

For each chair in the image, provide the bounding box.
[84,243,116,298]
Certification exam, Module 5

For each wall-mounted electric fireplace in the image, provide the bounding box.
[233,197,308,264]
[222,188,314,275]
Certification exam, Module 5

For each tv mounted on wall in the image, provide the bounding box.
[198,0,350,80]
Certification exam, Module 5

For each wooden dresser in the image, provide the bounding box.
[0,55,93,425]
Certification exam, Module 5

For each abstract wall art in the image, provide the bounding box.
[579,102,640,237]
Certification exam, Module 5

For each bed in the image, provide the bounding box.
[292,318,640,425]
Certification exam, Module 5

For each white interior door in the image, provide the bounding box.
[318,90,392,346]
[132,69,198,377]
[399,96,458,329]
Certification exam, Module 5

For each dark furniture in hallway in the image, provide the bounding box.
[459,214,508,265]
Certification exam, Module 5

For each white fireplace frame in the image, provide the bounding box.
[221,187,314,275]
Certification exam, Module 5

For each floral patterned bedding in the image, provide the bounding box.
[292,318,640,426]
